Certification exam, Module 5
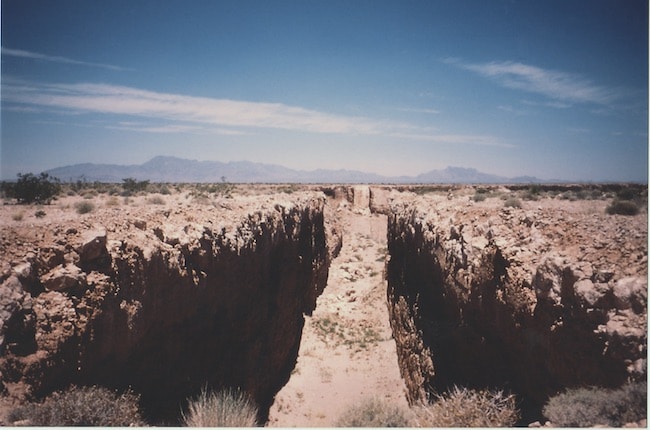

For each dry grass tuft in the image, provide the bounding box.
[182,388,258,427]
[543,381,646,427]
[7,385,144,426]
[335,397,411,427]
[410,386,519,427]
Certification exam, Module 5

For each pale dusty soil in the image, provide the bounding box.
[1,184,647,427]
[0,188,410,426]
[268,203,409,427]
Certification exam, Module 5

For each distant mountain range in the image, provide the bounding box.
[45,155,549,184]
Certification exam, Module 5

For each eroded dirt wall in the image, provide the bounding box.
[386,197,647,418]
[1,195,333,423]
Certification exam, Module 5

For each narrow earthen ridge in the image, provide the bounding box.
[386,197,647,419]
[0,194,333,423]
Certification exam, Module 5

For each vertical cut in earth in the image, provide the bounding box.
[385,191,647,421]
[0,194,335,424]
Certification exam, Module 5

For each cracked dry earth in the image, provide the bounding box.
[268,204,409,427]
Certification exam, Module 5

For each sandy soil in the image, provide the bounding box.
[268,203,409,427]
[1,184,646,427]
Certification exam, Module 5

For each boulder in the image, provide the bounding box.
[40,264,86,292]
[613,277,647,312]
[76,228,108,264]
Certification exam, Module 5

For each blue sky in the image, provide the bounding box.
[1,0,648,181]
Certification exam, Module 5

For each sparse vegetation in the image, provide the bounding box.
[411,386,519,427]
[2,173,61,204]
[472,192,488,202]
[122,177,150,195]
[105,196,120,207]
[312,315,382,352]
[542,381,646,427]
[335,397,411,427]
[606,199,640,216]
[521,184,542,201]
[34,210,46,218]
[503,197,522,208]
[181,388,258,427]
[74,201,95,214]
[189,182,235,200]
[147,195,166,205]
[12,212,24,221]
[7,385,144,426]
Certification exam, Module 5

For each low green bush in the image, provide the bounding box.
[182,388,258,427]
[410,386,519,427]
[543,381,646,427]
[606,199,640,216]
[7,385,144,426]
[4,173,61,204]
[335,397,411,427]
[122,177,150,194]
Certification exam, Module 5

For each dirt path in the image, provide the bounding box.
[267,204,409,427]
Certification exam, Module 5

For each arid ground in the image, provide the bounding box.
[0,183,646,427]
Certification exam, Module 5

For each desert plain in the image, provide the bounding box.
[0,182,646,427]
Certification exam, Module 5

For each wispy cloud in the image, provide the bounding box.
[497,105,530,116]
[447,58,618,106]
[388,132,515,148]
[107,121,250,135]
[2,79,399,134]
[2,47,132,71]
[522,99,571,109]
[397,107,441,115]
[2,78,512,147]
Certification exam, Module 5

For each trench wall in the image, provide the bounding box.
[1,197,332,423]
[385,203,647,418]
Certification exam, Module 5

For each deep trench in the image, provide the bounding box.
[4,190,637,425]
[385,228,543,423]
[382,204,643,425]
[0,202,331,425]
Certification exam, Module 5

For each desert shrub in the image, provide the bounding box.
[472,193,487,202]
[122,177,150,194]
[503,197,522,208]
[7,385,144,426]
[147,195,165,205]
[335,397,411,427]
[606,199,639,216]
[616,187,641,201]
[74,201,95,214]
[34,210,46,218]
[12,212,24,221]
[181,388,258,427]
[543,381,646,427]
[521,185,542,201]
[589,189,604,200]
[410,386,519,427]
[6,173,61,204]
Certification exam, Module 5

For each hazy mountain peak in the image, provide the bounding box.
[45,156,545,184]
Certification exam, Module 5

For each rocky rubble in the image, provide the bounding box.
[386,193,647,420]
[0,192,335,424]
